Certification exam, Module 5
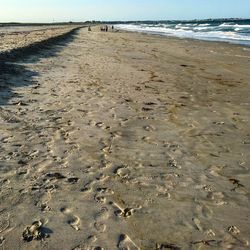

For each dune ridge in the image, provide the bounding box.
[0,26,83,64]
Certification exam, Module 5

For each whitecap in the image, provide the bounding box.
[115,23,250,46]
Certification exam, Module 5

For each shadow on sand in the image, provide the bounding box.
[0,26,83,106]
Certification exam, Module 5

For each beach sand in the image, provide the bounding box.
[0,25,81,55]
[0,26,250,249]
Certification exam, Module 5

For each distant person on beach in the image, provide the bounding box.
[100,26,105,32]
[105,25,108,32]
[112,25,114,31]
[88,26,91,31]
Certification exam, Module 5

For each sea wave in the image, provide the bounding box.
[219,23,250,28]
[115,20,250,46]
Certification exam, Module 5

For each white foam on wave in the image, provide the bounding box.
[115,24,250,46]
[198,23,210,27]
[219,23,250,29]
[193,26,211,31]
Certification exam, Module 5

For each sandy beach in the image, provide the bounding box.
[0,26,250,249]
[0,25,81,53]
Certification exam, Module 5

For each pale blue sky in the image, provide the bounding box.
[0,0,249,22]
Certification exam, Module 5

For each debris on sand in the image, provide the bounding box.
[22,220,48,242]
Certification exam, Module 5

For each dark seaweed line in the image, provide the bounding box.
[0,26,85,65]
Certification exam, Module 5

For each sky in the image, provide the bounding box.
[0,0,250,23]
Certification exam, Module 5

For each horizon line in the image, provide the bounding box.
[1,17,250,25]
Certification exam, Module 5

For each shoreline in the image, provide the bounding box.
[117,28,250,49]
[1,24,249,61]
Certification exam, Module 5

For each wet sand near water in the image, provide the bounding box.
[0,26,250,249]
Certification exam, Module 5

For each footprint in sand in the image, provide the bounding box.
[207,191,227,205]
[168,158,181,169]
[95,122,105,129]
[72,235,99,249]
[93,207,109,234]
[80,179,94,193]
[113,165,130,179]
[94,194,107,204]
[60,207,81,231]
[117,234,140,250]
[22,220,51,242]
[95,173,108,182]
[96,187,114,195]
[156,242,181,250]
[45,172,66,180]
[0,236,5,246]
[192,217,203,232]
[94,207,109,221]
[195,203,213,219]
[40,203,51,212]
[207,165,225,177]
[80,186,92,194]
[115,208,137,218]
[94,222,106,233]
[143,125,155,132]
[228,225,240,235]
[0,213,10,234]
[111,202,141,218]
[67,177,79,184]
[156,186,171,199]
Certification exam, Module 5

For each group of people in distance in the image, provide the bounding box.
[100,25,114,32]
[88,25,114,32]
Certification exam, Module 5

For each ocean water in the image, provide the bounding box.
[115,19,250,46]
